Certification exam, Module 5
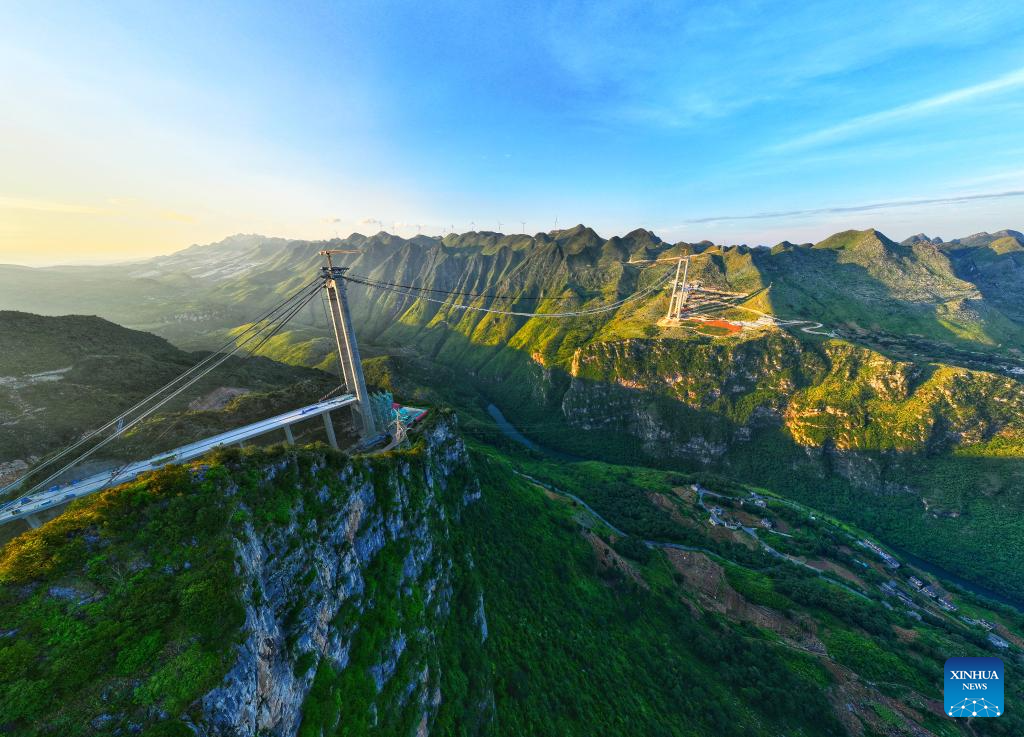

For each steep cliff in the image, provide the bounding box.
[556,334,1024,457]
[0,414,490,737]
[4,408,1024,736]
[366,327,1024,600]
[489,333,1024,599]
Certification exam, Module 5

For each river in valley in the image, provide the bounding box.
[485,404,580,461]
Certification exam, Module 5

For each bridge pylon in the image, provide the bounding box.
[320,251,377,438]
[665,255,695,321]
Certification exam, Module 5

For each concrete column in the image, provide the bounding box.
[333,277,376,437]
[324,274,376,438]
[667,257,682,320]
[322,411,339,450]
[283,424,295,445]
[25,514,42,529]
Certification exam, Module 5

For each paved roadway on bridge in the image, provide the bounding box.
[1,395,356,525]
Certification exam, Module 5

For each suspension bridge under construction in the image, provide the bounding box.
[0,251,382,529]
[0,249,828,529]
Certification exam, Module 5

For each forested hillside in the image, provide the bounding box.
[4,414,1020,736]
[2,227,1024,601]
[0,311,335,493]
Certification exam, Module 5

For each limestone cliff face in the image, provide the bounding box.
[197,418,489,737]
[545,335,1024,492]
[0,414,491,737]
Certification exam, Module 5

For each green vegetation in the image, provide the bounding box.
[724,564,791,609]
[0,463,245,734]
[0,421,490,736]
[465,449,845,737]
[763,229,1024,348]
[2,408,1024,735]
[6,230,1024,603]
[822,628,918,686]
[465,444,1024,736]
[364,336,1024,601]
[0,311,337,494]
[4,225,1024,735]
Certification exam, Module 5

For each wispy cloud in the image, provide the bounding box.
[680,190,1024,225]
[541,4,1024,130]
[773,67,1024,153]
[949,165,1024,189]
[0,195,107,214]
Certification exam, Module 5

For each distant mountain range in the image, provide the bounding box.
[4,228,1024,736]
[2,226,1022,355]
[3,226,1024,598]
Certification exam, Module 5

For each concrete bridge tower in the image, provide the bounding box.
[320,250,377,439]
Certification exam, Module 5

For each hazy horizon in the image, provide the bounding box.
[4,218,1023,269]
[3,2,1024,264]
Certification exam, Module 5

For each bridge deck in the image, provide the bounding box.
[1,394,357,525]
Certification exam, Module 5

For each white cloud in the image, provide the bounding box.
[773,67,1024,153]
[669,189,1024,226]
[539,3,1023,129]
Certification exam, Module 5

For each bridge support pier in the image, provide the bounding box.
[25,514,43,529]
[322,411,339,450]
[322,257,377,439]
[283,424,295,445]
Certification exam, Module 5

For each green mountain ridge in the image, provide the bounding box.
[2,291,1023,734]
[3,225,1023,353]
[4,412,1022,736]
[2,226,1024,602]
[0,311,337,495]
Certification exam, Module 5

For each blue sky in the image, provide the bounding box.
[2,1,1024,263]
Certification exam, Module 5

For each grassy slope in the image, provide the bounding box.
[0,461,246,736]
[0,436,484,737]
[467,451,843,737]
[541,345,1024,601]
[941,233,1024,327]
[362,345,1024,603]
[2,406,1023,736]
[0,311,336,467]
[756,230,1024,348]
[468,444,1024,737]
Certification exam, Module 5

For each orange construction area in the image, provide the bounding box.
[702,319,743,333]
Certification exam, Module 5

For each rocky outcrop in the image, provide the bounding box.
[559,334,1023,449]
[197,416,488,737]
